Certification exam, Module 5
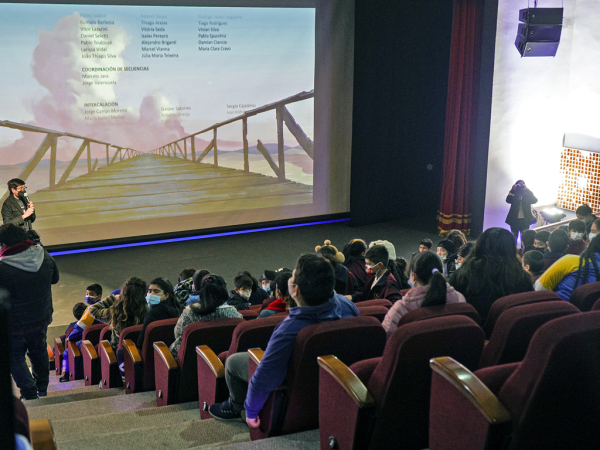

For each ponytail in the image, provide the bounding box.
[421,270,448,307]
[409,252,447,307]
[190,274,228,316]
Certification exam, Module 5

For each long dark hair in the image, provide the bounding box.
[452,227,530,299]
[111,277,148,333]
[394,257,411,290]
[189,274,229,315]
[573,235,600,288]
[410,251,447,307]
[149,277,181,316]
[342,239,367,265]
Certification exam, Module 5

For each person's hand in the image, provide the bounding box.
[23,203,34,219]
[246,416,260,429]
[512,184,518,191]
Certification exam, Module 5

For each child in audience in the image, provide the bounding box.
[227,274,253,311]
[446,230,467,256]
[241,271,270,306]
[576,204,597,234]
[369,240,404,289]
[84,284,103,305]
[566,220,588,255]
[534,231,550,253]
[393,257,411,290]
[169,274,242,359]
[455,242,474,270]
[61,302,88,345]
[535,235,600,300]
[178,267,196,283]
[174,267,205,309]
[436,239,457,277]
[589,219,600,242]
[350,244,401,303]
[137,277,181,350]
[258,271,295,318]
[259,274,272,295]
[418,238,433,253]
[186,269,211,306]
[523,250,545,284]
[521,229,536,253]
[208,254,359,425]
[544,229,569,270]
[382,251,465,337]
[316,241,354,295]
[449,227,533,322]
[342,239,368,291]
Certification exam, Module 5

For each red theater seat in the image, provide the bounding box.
[81,325,112,386]
[153,318,244,406]
[248,316,387,440]
[123,318,178,394]
[429,312,600,450]
[66,323,107,382]
[357,305,389,322]
[99,325,143,389]
[196,314,286,419]
[353,299,393,309]
[569,281,600,311]
[398,302,482,327]
[319,315,484,450]
[53,325,73,375]
[240,309,259,320]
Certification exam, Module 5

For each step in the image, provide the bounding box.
[25,390,157,421]
[22,387,123,407]
[193,429,320,450]
[46,377,87,392]
[56,415,249,450]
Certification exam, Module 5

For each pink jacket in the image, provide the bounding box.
[382,283,465,337]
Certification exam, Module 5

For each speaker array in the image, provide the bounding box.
[515,8,563,57]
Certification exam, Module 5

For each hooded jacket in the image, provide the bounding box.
[351,269,402,304]
[244,293,359,419]
[0,243,59,335]
[227,291,251,311]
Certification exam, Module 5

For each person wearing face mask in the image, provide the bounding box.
[2,178,36,232]
[455,242,474,271]
[227,274,253,311]
[505,180,538,243]
[543,229,569,271]
[350,244,402,304]
[589,219,600,243]
[136,278,182,351]
[565,219,588,255]
[185,269,211,307]
[535,234,600,301]
[436,239,457,277]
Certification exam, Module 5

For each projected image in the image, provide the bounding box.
[0,4,315,245]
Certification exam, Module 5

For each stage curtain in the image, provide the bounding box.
[437,0,483,236]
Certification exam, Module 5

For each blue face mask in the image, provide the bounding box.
[84,296,96,305]
[146,294,161,306]
[186,293,200,306]
[262,284,271,292]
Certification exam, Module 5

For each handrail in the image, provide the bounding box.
[533,210,600,232]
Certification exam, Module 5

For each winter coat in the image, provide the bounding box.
[351,270,402,304]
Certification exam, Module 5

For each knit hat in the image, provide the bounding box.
[369,240,396,260]
[263,268,291,281]
[315,240,345,263]
[437,239,456,254]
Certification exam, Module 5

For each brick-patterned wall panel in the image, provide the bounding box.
[557,148,600,212]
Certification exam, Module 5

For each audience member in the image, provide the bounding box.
[208,254,359,426]
[227,274,253,311]
[576,204,597,234]
[258,274,272,295]
[382,251,465,337]
[446,229,467,256]
[520,229,536,255]
[241,271,270,306]
[62,302,88,345]
[589,218,600,242]
[84,284,103,305]
[566,219,588,255]
[342,239,368,291]
[449,227,533,322]
[533,230,550,253]
[258,271,295,318]
[169,274,242,359]
[535,235,600,301]
[351,244,401,303]
[544,228,569,270]
[369,240,404,289]
[522,250,545,284]
[393,257,411,290]
[174,267,208,309]
[436,239,457,277]
[316,241,354,295]
[505,180,538,242]
[0,223,59,400]
[455,242,474,270]
[178,267,196,283]
[186,269,211,306]
[137,277,181,350]
[418,238,433,252]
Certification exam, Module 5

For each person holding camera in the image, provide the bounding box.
[505,180,538,243]
[2,178,36,232]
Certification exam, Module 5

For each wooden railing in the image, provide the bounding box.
[0,120,140,201]
[149,90,314,181]
[533,210,600,232]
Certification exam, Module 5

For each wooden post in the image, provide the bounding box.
[57,140,88,186]
[242,117,249,173]
[191,136,196,161]
[213,128,218,167]
[106,144,110,166]
[282,106,314,159]
[91,158,98,172]
[276,105,285,180]
[86,142,92,173]
[183,139,187,160]
[49,134,57,189]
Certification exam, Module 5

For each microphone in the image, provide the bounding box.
[22,191,30,205]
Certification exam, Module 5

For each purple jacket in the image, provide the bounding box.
[244,293,359,418]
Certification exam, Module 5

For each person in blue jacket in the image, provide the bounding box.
[208,253,359,427]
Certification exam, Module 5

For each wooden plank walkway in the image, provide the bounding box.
[31,154,312,229]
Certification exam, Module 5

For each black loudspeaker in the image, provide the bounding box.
[515,7,563,57]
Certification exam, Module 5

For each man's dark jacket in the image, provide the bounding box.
[0,245,58,335]
[1,194,36,229]
[505,188,537,226]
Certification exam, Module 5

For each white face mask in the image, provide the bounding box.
[589,232,597,241]
[570,232,584,242]
[455,262,461,269]
[239,290,251,300]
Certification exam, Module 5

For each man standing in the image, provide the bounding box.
[2,178,36,230]
[0,223,58,400]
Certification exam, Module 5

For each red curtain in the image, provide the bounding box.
[437,0,483,236]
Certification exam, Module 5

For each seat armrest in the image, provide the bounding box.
[124,339,142,363]
[196,345,225,378]
[154,341,177,369]
[317,355,375,408]
[99,341,116,363]
[53,337,64,355]
[67,340,81,358]
[81,340,98,359]
[29,419,57,450]
[430,356,511,424]
[248,348,264,366]
[46,344,53,362]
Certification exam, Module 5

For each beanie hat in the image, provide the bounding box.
[369,240,396,260]
[437,239,456,254]
[315,240,345,263]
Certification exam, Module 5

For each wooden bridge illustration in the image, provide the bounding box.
[0,90,314,229]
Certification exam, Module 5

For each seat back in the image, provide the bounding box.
[82,323,108,346]
[99,325,112,344]
[64,325,74,339]
[592,297,600,311]
[498,312,600,449]
[357,305,389,322]
[226,315,286,359]
[569,281,600,311]
[397,302,482,327]
[240,309,259,320]
[368,315,485,450]
[118,325,143,350]
[479,301,580,368]
[482,290,561,338]
[353,299,393,309]
[280,316,386,434]
[177,318,244,402]
[141,318,179,390]
[262,297,276,309]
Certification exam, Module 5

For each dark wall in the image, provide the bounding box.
[351,0,454,228]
